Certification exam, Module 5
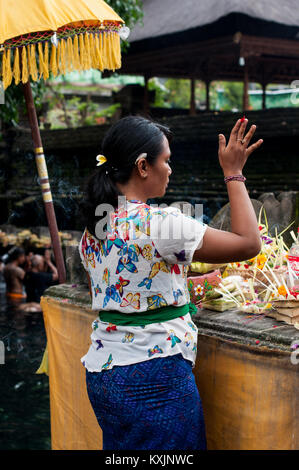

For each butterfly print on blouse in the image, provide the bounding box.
[187,322,197,332]
[174,250,186,262]
[138,261,170,290]
[96,339,104,350]
[115,243,139,274]
[106,323,117,332]
[147,294,168,310]
[148,345,163,357]
[170,264,181,274]
[82,229,106,265]
[103,285,121,308]
[166,330,182,348]
[94,284,102,297]
[115,276,130,297]
[116,256,138,275]
[122,333,134,343]
[104,235,125,257]
[173,289,183,305]
[120,292,140,310]
[101,354,113,370]
[184,332,193,347]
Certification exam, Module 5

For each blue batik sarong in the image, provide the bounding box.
[85,354,207,450]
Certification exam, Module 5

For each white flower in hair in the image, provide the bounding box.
[96,155,107,166]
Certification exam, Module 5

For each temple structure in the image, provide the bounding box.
[121,0,299,112]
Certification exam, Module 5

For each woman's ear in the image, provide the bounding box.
[137,158,147,178]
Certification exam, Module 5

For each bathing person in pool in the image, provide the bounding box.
[3,247,27,302]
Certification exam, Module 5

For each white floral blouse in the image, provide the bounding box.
[79,200,207,372]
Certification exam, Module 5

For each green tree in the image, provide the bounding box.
[0,80,46,138]
[159,79,219,110]
[219,81,244,111]
[148,78,171,108]
[105,0,143,50]
[164,79,191,109]
[105,0,143,30]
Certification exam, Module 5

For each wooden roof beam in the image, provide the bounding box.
[240,34,299,58]
[123,36,239,66]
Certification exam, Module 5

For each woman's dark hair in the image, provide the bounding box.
[80,116,172,238]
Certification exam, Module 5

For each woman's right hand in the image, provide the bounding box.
[218,118,263,176]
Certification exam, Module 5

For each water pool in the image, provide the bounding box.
[0,278,51,450]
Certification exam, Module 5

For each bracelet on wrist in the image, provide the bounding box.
[224,174,246,184]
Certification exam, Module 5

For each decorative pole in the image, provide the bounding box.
[22,81,66,284]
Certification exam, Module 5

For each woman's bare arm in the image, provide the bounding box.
[193,118,263,263]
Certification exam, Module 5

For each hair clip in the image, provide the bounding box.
[96,154,107,166]
[135,153,147,165]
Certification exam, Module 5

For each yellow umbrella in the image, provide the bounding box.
[0,0,124,88]
[0,0,124,283]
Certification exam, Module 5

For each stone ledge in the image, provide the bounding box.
[193,308,299,353]
[43,283,91,308]
[43,282,299,353]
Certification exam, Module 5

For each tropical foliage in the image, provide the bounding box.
[105,0,143,29]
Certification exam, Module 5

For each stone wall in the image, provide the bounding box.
[1,108,298,230]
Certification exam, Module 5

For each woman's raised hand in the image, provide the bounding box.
[193,117,263,264]
[218,119,263,176]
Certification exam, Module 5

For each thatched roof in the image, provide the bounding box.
[130,0,299,43]
[121,0,299,84]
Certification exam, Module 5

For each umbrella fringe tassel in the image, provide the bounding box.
[0,31,121,89]
[72,35,81,71]
[13,47,20,85]
[29,44,39,82]
[21,46,29,84]
[94,34,104,71]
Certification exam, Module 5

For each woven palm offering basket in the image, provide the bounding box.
[225,267,287,285]
[267,299,299,327]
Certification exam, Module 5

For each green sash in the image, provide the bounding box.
[99,302,198,326]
